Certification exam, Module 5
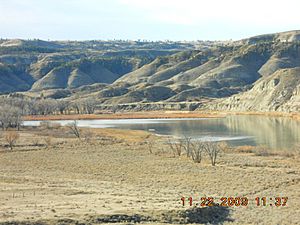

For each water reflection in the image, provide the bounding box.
[23,116,300,150]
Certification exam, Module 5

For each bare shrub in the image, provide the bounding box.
[32,138,40,146]
[253,147,273,157]
[203,141,224,166]
[82,129,94,144]
[254,147,294,158]
[67,120,81,139]
[190,141,204,163]
[276,151,294,158]
[167,138,184,157]
[146,138,155,154]
[43,136,52,148]
[4,131,20,150]
[182,135,193,157]
[234,145,256,153]
[153,141,169,156]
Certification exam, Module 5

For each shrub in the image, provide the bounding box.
[32,138,40,146]
[146,138,155,154]
[82,129,94,144]
[4,131,20,150]
[167,138,184,157]
[190,141,204,163]
[43,136,52,148]
[253,147,273,156]
[182,135,192,157]
[67,120,81,139]
[203,141,223,166]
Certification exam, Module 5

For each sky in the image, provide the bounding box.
[0,0,299,41]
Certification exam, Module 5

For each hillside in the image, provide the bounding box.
[1,31,300,112]
[205,67,300,112]
[0,39,189,94]
[84,38,299,107]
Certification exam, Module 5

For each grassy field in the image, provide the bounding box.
[0,126,299,224]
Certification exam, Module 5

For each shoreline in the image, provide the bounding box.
[23,111,224,121]
[22,110,300,121]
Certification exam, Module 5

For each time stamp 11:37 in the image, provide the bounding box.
[181,197,288,207]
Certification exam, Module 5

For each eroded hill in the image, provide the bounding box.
[1,31,300,112]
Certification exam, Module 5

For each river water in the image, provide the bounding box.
[23,115,300,150]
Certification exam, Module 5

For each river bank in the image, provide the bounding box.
[23,111,224,121]
[23,110,300,121]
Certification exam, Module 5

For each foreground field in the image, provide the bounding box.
[0,126,299,224]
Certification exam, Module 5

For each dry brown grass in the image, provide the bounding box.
[0,127,299,224]
[291,113,300,121]
[23,111,223,121]
[43,136,52,148]
[232,145,300,158]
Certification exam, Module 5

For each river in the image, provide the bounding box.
[23,115,300,150]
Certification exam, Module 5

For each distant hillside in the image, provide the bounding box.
[238,30,300,44]
[0,39,189,94]
[1,31,300,113]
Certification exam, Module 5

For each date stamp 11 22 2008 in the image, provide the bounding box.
[181,197,288,207]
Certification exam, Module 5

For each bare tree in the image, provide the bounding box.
[0,105,12,130]
[71,101,81,114]
[0,104,23,130]
[81,98,97,114]
[56,100,69,115]
[4,131,20,150]
[67,120,81,139]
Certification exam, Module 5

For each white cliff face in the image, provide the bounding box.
[207,68,300,112]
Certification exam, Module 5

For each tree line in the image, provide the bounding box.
[0,96,98,130]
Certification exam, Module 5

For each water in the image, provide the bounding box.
[23,115,300,150]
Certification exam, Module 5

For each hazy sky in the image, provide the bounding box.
[0,0,299,41]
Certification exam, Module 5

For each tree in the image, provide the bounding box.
[0,104,23,130]
[71,101,81,114]
[81,98,97,114]
[56,100,69,114]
